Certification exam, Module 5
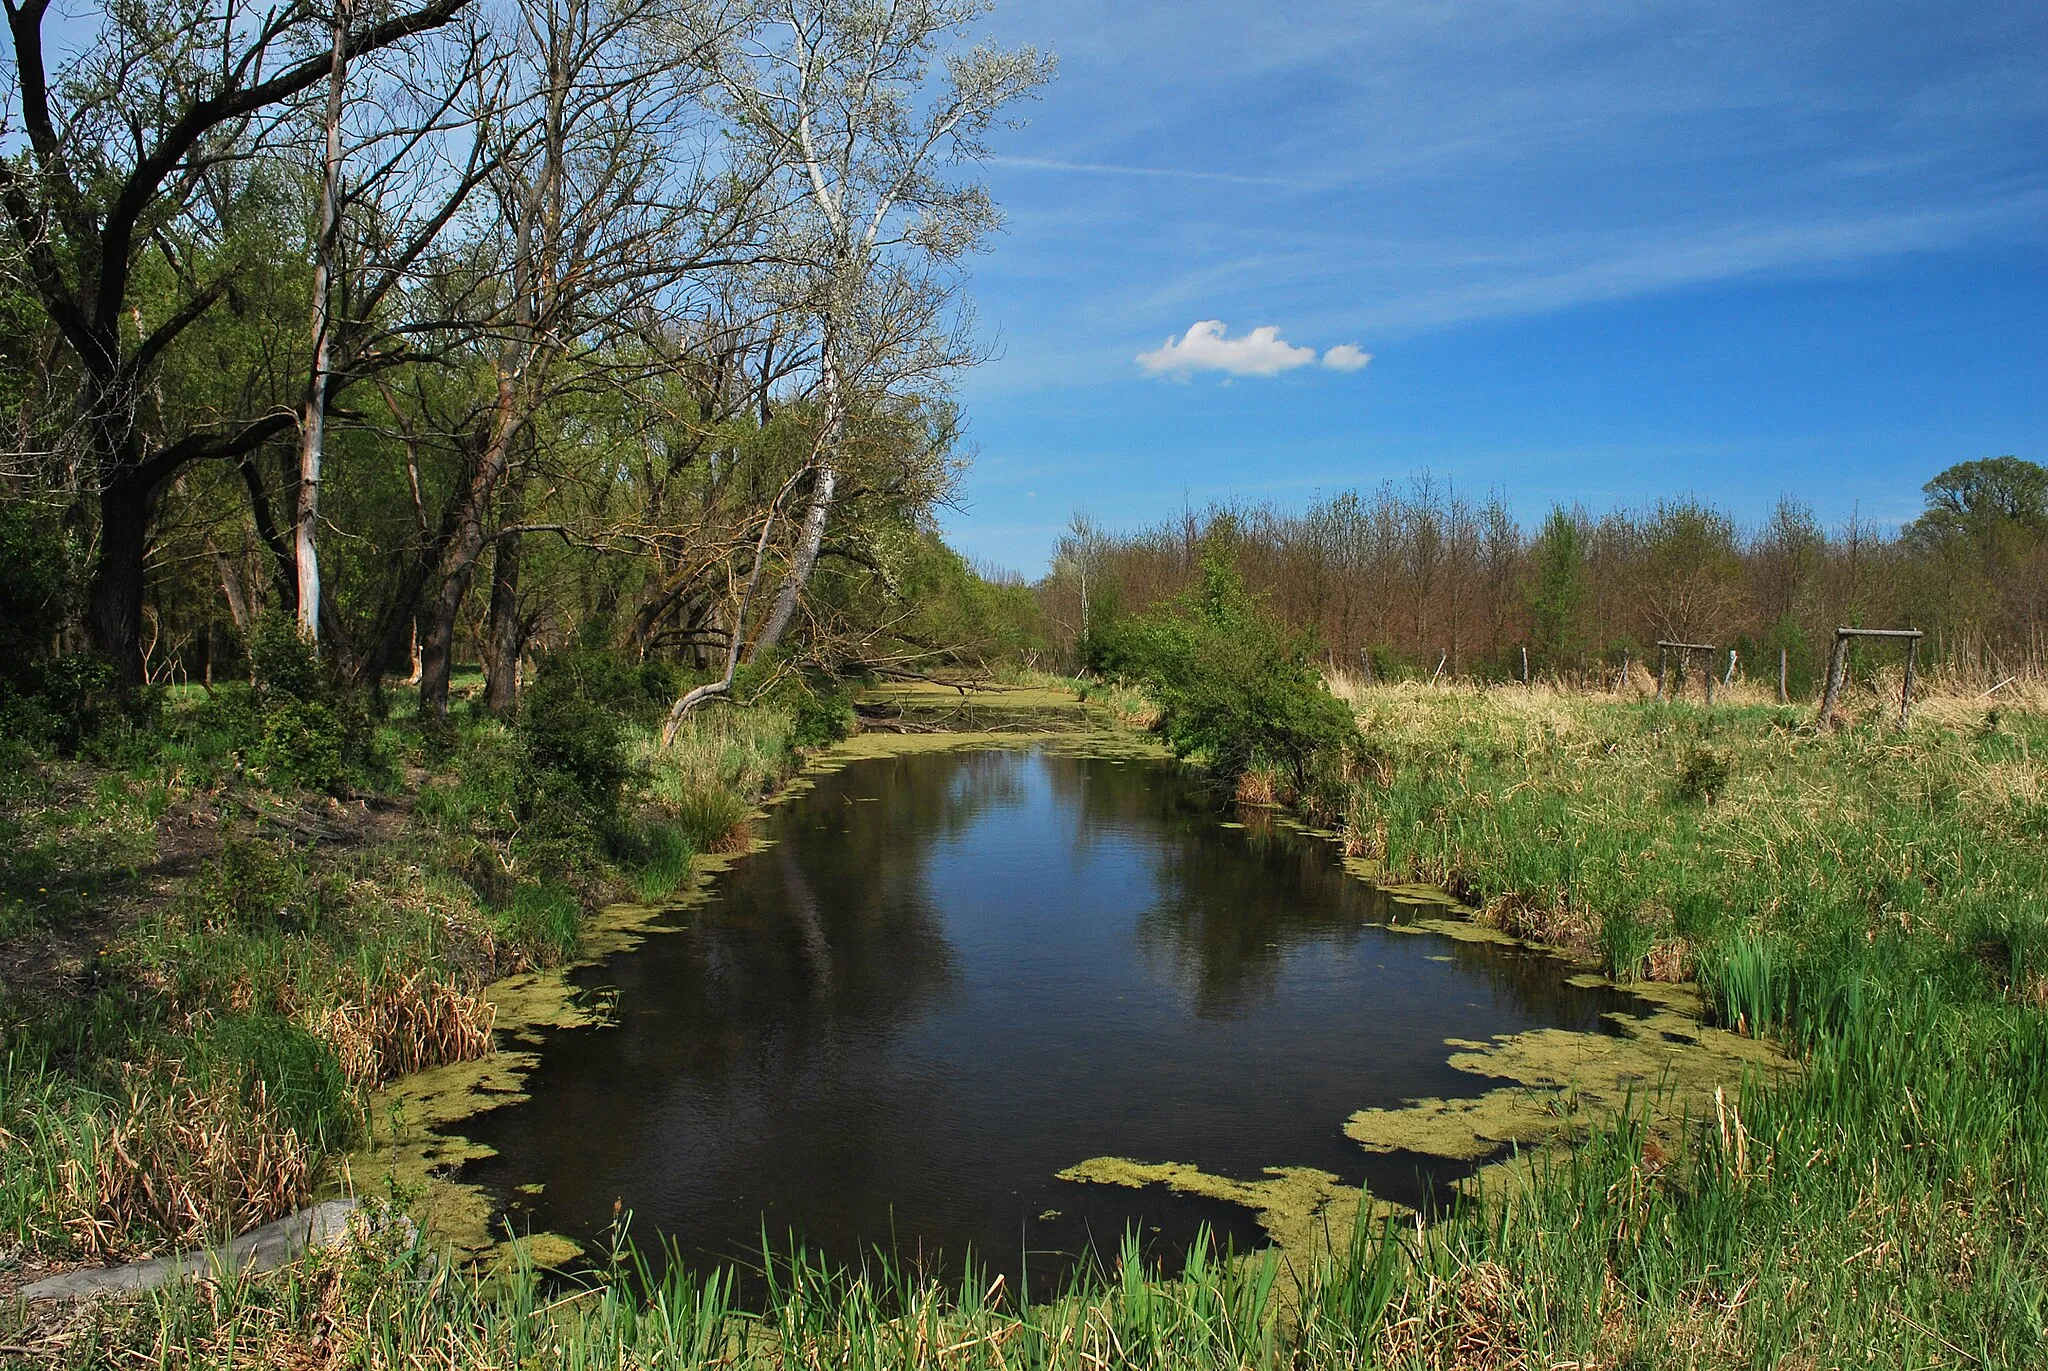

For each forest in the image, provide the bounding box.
[0,0,1049,731]
[1041,462,2048,693]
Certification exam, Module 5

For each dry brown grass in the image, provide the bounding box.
[59,1070,314,1262]
[313,971,495,1087]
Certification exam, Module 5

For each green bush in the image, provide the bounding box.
[516,654,630,817]
[1673,745,1732,805]
[0,500,125,750]
[186,615,376,792]
[1105,557,1360,790]
[788,678,854,748]
[190,838,313,933]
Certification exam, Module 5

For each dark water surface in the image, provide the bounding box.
[467,745,1630,1289]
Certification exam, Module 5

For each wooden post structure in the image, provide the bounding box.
[1521,644,1530,685]
[1817,627,1923,729]
[1902,633,1918,728]
[1358,647,1374,685]
[1655,641,1716,705]
[1778,647,1789,705]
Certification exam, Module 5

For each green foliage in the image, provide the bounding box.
[671,788,749,853]
[495,882,582,965]
[516,653,631,818]
[246,615,329,704]
[787,678,854,748]
[625,821,694,902]
[179,615,379,793]
[190,838,315,933]
[1911,455,2048,537]
[1701,932,1795,1038]
[1598,911,1656,980]
[1527,506,1590,669]
[0,499,121,750]
[1105,557,1359,789]
[1672,744,1731,804]
[193,1012,354,1152]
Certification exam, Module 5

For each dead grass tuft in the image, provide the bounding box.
[60,1070,313,1262]
[313,971,495,1087]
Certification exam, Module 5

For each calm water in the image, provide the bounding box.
[467,745,1630,1289]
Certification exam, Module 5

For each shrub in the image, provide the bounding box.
[1673,745,1731,805]
[1108,557,1360,791]
[191,838,311,933]
[788,678,854,748]
[517,655,630,817]
[0,500,126,751]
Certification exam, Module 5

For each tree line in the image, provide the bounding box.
[0,0,1051,723]
[1043,458,2048,693]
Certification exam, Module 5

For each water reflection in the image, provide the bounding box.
[464,746,1632,1293]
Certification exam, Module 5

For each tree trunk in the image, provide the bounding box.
[751,348,843,661]
[418,379,526,717]
[483,530,524,715]
[87,474,152,687]
[294,0,351,644]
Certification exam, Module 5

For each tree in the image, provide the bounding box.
[414,0,774,717]
[1910,456,2048,536]
[1527,505,1588,669]
[673,0,1053,664]
[0,0,471,682]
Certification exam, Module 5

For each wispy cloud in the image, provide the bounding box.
[988,155,1311,190]
[1137,320,1317,377]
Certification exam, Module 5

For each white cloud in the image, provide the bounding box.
[1321,343,1372,372]
[1136,320,1317,377]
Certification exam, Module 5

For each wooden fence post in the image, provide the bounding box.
[1778,647,1789,705]
[1818,632,1850,728]
[1901,635,1918,729]
[1656,644,1668,700]
[1704,649,1716,708]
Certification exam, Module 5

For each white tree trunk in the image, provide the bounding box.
[295,0,350,643]
[750,343,842,659]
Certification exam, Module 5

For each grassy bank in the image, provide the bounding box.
[8,672,2046,1367]
[1324,678,2048,1366]
[0,658,809,1284]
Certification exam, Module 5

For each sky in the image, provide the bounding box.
[932,0,2048,575]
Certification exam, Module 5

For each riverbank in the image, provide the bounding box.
[0,666,810,1297]
[6,676,2044,1367]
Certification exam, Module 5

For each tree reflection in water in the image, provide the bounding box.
[466,745,1634,1296]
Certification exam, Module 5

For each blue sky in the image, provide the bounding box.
[935,0,2048,575]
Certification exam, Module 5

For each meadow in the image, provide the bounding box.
[6,668,2042,1368]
